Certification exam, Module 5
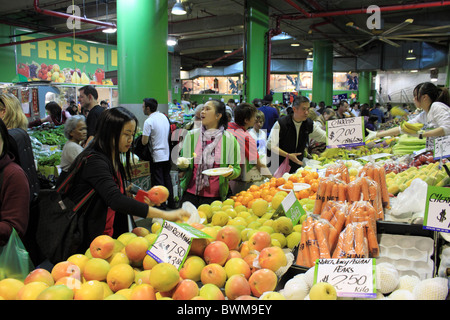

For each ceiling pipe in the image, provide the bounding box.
[33,0,116,29]
[282,1,450,20]
[303,1,357,57]
[0,27,109,47]
[202,47,243,67]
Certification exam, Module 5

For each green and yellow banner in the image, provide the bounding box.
[15,30,117,85]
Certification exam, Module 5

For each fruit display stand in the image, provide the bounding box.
[1,135,450,301]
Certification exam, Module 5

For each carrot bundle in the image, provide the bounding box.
[346,201,379,258]
[332,222,369,259]
[296,216,336,267]
[313,176,347,216]
[358,162,390,211]
[325,161,350,183]
[347,176,384,220]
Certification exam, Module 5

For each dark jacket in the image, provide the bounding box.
[277,115,314,173]
[66,150,148,251]
[0,153,30,245]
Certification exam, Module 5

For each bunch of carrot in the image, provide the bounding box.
[332,222,369,259]
[325,161,350,183]
[347,176,384,220]
[312,176,348,216]
[358,162,390,209]
[296,216,337,267]
[296,200,380,267]
[334,201,380,258]
[313,173,386,221]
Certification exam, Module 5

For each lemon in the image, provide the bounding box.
[251,199,269,217]
[271,232,287,248]
[211,211,229,226]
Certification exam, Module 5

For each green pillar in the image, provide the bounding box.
[244,0,269,102]
[117,0,168,127]
[358,71,372,106]
[312,40,333,106]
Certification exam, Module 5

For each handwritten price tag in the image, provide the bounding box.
[314,258,377,298]
[147,220,212,270]
[326,117,365,148]
[423,186,450,233]
[433,135,450,160]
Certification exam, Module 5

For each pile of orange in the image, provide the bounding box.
[230,170,321,209]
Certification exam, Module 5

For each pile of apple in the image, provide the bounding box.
[0,221,294,300]
[197,198,303,252]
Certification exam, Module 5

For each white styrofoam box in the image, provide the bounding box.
[378,234,434,280]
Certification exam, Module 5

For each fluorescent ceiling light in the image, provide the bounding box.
[102,28,117,34]
[291,43,300,47]
[410,70,418,73]
[206,65,213,68]
[167,38,177,46]
[224,50,233,53]
[172,2,187,15]
[271,32,294,41]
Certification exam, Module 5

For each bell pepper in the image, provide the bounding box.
[95,68,104,83]
[17,63,30,78]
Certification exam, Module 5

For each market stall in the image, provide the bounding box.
[1,117,449,301]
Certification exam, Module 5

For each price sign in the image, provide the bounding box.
[314,258,377,298]
[280,191,305,225]
[326,117,365,148]
[423,186,450,233]
[434,135,450,160]
[147,220,212,270]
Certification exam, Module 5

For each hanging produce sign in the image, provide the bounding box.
[147,220,212,270]
[423,186,450,233]
[313,258,377,299]
[326,116,365,148]
[14,28,116,85]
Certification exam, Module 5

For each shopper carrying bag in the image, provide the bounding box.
[35,155,95,264]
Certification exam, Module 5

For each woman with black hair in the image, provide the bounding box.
[178,99,241,207]
[368,82,450,141]
[61,107,189,250]
[0,118,30,245]
[28,101,71,128]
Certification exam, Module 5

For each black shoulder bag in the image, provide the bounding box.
[132,134,152,161]
[35,156,95,264]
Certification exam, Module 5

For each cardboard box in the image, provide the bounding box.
[131,175,151,191]
[131,161,150,179]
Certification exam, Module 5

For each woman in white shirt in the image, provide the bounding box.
[368,82,450,141]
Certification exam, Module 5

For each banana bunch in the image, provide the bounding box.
[391,106,407,117]
[401,121,424,134]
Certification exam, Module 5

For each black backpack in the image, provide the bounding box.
[7,128,42,265]
[7,128,40,201]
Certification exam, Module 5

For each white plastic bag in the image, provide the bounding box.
[390,178,428,217]
[182,201,204,224]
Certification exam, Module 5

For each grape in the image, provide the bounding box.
[29,64,38,78]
